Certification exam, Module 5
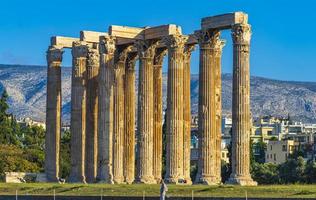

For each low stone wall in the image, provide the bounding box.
[4,172,47,183]
[0,196,312,200]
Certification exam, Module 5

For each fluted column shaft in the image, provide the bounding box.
[112,46,131,184]
[227,24,257,186]
[183,45,194,184]
[153,48,167,183]
[69,42,88,183]
[215,40,224,180]
[196,30,222,185]
[124,53,137,184]
[136,40,157,184]
[165,35,186,184]
[45,46,63,182]
[85,47,100,183]
[97,36,116,183]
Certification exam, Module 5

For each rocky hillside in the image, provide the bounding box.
[1,64,316,123]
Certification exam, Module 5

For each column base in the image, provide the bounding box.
[113,176,125,184]
[154,177,162,184]
[183,178,193,185]
[135,175,156,184]
[226,175,257,186]
[68,175,87,184]
[125,177,134,184]
[195,176,221,185]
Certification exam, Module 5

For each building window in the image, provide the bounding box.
[268,130,273,136]
[282,145,287,151]
[222,152,225,158]
[274,154,276,161]
[270,145,272,150]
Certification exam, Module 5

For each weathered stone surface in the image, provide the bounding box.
[183,44,195,185]
[226,24,257,186]
[195,30,223,185]
[144,24,182,40]
[112,45,132,184]
[135,40,158,184]
[80,31,108,43]
[152,48,167,183]
[201,12,248,30]
[164,34,187,184]
[51,36,79,48]
[124,52,137,184]
[109,25,144,40]
[97,36,116,183]
[68,41,88,183]
[85,47,100,183]
[45,46,63,182]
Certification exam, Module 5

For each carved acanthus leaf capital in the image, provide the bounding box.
[47,46,64,63]
[183,44,196,61]
[195,29,222,50]
[163,34,188,51]
[135,40,158,59]
[72,41,88,58]
[154,48,167,65]
[100,36,116,55]
[232,23,251,44]
[126,52,138,71]
[115,45,133,64]
[87,48,100,67]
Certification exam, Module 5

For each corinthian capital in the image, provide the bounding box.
[100,36,116,55]
[72,41,88,58]
[47,46,64,64]
[115,45,133,63]
[135,40,158,59]
[195,29,222,50]
[163,34,188,50]
[232,23,251,45]
[154,48,167,65]
[183,44,195,61]
[126,52,138,71]
[87,48,100,67]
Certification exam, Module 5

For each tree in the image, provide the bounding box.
[278,156,305,183]
[251,162,279,184]
[60,130,71,178]
[0,90,9,122]
[304,160,316,183]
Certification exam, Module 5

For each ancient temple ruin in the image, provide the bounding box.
[45,12,257,186]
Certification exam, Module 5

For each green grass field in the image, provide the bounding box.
[1,183,316,198]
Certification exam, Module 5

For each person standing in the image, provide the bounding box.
[160,179,168,200]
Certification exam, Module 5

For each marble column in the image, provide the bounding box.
[164,35,187,184]
[152,48,167,183]
[227,24,257,186]
[124,52,137,184]
[183,44,195,185]
[97,36,116,183]
[215,40,225,181]
[69,41,88,183]
[45,45,63,182]
[85,46,100,183]
[112,45,131,184]
[135,40,157,184]
[195,30,222,185]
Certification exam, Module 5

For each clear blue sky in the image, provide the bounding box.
[0,0,315,81]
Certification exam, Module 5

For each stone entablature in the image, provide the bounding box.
[45,11,256,186]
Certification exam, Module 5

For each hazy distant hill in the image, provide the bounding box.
[1,64,316,123]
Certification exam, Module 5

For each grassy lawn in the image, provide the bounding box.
[0,183,316,198]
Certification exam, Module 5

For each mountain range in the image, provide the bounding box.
[0,64,316,123]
